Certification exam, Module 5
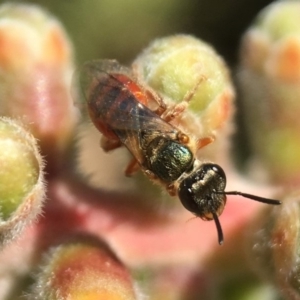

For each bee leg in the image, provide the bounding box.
[196,135,215,150]
[125,158,140,176]
[145,88,167,116]
[162,75,207,122]
[166,184,177,196]
[100,136,122,152]
[163,101,189,122]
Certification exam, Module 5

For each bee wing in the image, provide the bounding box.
[76,59,137,118]
[79,59,133,97]
[76,59,179,166]
[111,107,178,166]
[78,60,173,131]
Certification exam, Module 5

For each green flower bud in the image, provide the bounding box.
[133,35,235,163]
[247,191,300,299]
[0,117,45,245]
[238,1,300,185]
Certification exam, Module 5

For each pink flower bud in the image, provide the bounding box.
[30,238,137,300]
[0,3,77,172]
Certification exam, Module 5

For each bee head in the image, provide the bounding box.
[178,163,227,244]
[178,163,281,245]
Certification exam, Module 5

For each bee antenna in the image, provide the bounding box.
[212,212,224,245]
[214,190,281,205]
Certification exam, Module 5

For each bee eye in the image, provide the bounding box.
[177,181,199,214]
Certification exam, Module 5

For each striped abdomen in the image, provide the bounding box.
[86,73,149,140]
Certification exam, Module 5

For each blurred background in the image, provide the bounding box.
[4,0,275,65]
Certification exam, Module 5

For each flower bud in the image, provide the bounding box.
[133,34,235,163]
[30,238,136,300]
[0,117,45,245]
[238,1,300,185]
[247,191,300,299]
[0,3,77,172]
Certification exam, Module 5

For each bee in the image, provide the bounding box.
[79,59,281,244]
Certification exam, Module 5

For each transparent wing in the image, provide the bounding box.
[111,101,178,166]
[77,59,179,165]
[79,59,133,98]
[74,60,132,112]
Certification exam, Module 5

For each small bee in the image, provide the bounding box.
[79,59,281,245]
